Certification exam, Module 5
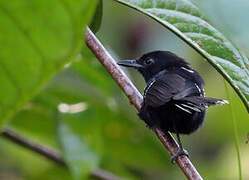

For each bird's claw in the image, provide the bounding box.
[170,148,189,164]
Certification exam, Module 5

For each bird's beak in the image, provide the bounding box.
[117,60,143,69]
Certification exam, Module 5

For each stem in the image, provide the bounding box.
[85,27,203,180]
[1,128,124,180]
[224,81,242,180]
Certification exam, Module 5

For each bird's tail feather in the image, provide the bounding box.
[175,96,228,113]
[202,97,229,105]
[180,96,228,107]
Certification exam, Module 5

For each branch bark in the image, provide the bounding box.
[1,128,124,180]
[85,27,203,180]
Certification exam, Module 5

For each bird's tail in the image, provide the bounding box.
[175,96,228,113]
[184,96,228,106]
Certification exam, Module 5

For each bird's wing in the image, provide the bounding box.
[144,73,186,107]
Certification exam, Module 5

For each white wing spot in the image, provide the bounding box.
[195,83,202,94]
[175,104,192,114]
[144,79,156,99]
[203,88,206,96]
[181,103,201,112]
[181,67,194,73]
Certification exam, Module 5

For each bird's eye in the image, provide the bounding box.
[145,58,154,65]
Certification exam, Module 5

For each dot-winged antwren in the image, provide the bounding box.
[118,51,228,163]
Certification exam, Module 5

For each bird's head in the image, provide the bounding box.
[118,51,190,82]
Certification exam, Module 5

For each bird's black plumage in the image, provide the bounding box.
[118,51,227,162]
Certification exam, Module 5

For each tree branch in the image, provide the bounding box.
[1,128,124,180]
[85,27,203,180]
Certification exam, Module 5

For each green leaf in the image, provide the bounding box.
[114,0,249,111]
[0,0,98,126]
[195,0,249,55]
[224,81,242,180]
[57,112,99,180]
[90,0,103,33]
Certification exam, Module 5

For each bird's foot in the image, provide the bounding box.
[170,148,189,164]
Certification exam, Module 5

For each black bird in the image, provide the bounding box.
[118,51,228,162]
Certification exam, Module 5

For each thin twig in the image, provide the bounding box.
[2,128,65,165]
[85,27,203,180]
[1,128,124,180]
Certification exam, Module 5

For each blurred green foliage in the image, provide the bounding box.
[0,0,98,126]
[0,0,248,180]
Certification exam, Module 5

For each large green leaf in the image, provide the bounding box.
[0,0,98,126]
[114,0,249,111]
